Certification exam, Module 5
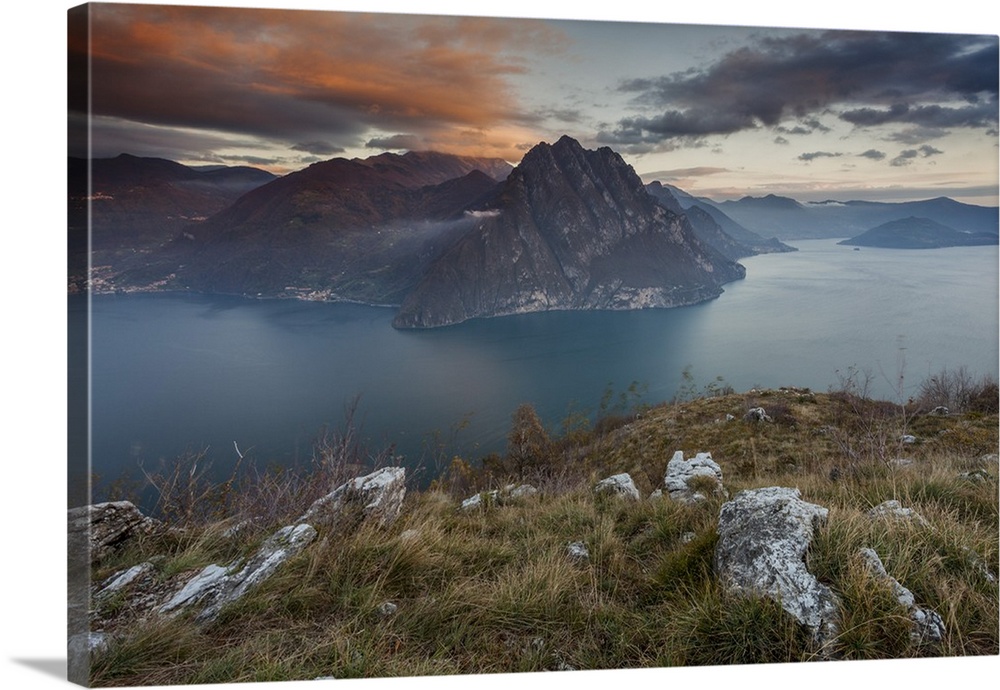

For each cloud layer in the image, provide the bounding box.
[71,5,566,164]
[599,30,998,149]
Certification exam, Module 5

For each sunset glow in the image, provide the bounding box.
[69,2,999,204]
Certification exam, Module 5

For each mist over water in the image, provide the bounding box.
[80,239,998,494]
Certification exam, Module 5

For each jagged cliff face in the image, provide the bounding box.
[393,136,745,328]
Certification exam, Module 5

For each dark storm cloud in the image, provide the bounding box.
[798,151,842,162]
[365,134,424,150]
[599,30,998,146]
[840,102,996,128]
[292,141,346,156]
[776,119,831,136]
[859,149,887,161]
[886,126,950,144]
[890,144,943,166]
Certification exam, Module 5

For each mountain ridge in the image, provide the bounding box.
[392,136,746,328]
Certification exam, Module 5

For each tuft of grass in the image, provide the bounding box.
[88,386,998,684]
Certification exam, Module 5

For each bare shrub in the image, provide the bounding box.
[918,366,998,414]
[137,446,244,527]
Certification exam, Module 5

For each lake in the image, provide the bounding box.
[76,239,998,493]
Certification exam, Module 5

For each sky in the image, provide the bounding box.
[68,1,999,205]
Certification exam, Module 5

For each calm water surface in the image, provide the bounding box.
[78,240,998,489]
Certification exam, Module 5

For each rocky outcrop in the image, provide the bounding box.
[68,501,162,562]
[84,469,403,635]
[393,136,745,328]
[663,451,726,503]
[160,523,317,622]
[715,487,840,646]
[857,548,945,644]
[594,473,641,501]
[299,467,406,528]
[94,562,156,602]
[744,407,773,423]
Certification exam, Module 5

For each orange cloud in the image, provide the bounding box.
[77,5,567,160]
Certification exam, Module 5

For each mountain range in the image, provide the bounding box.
[695,192,999,240]
[69,138,998,327]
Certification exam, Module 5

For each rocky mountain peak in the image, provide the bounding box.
[393,137,745,328]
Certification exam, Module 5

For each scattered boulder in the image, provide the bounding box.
[566,541,590,563]
[958,469,993,483]
[900,434,918,445]
[930,406,949,416]
[962,547,998,584]
[663,450,726,503]
[867,500,929,527]
[857,548,945,644]
[299,467,406,528]
[714,487,840,646]
[377,601,398,617]
[460,490,499,511]
[744,407,773,423]
[398,529,421,543]
[507,484,538,499]
[68,501,162,562]
[593,473,640,501]
[459,484,538,511]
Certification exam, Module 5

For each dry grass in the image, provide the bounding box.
[88,387,998,686]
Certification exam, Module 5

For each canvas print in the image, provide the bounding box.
[67,1,999,687]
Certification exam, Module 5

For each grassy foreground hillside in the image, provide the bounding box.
[88,378,998,685]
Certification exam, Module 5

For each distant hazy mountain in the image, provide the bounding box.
[68,154,277,291]
[705,193,999,240]
[645,182,795,260]
[122,151,513,304]
[69,154,277,251]
[77,137,996,328]
[393,136,745,328]
[837,216,1000,249]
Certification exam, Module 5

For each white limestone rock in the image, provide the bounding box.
[95,562,156,602]
[663,451,726,504]
[715,487,840,646]
[506,484,539,499]
[460,490,500,511]
[300,467,406,528]
[593,473,640,501]
[566,541,590,563]
[159,523,318,621]
[858,548,945,644]
[867,500,930,527]
[159,564,230,615]
[460,484,539,511]
[744,407,773,423]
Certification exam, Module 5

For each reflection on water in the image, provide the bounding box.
[83,240,999,493]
